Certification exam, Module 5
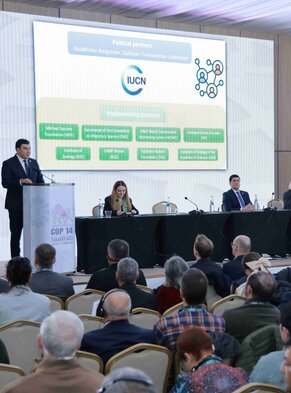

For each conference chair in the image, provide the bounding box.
[105,343,172,393]
[152,201,178,214]
[234,324,283,374]
[64,289,105,315]
[267,199,284,210]
[0,320,41,374]
[76,350,104,374]
[209,294,247,315]
[233,382,284,393]
[0,363,25,389]
[129,308,161,329]
[162,302,183,317]
[79,314,105,333]
[45,294,64,312]
[136,284,153,293]
[205,285,222,309]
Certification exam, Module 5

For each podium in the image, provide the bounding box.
[23,183,75,273]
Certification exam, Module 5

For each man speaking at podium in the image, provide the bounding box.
[1,139,44,257]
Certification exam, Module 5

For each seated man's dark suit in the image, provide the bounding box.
[222,255,247,282]
[222,299,280,343]
[1,154,44,256]
[0,278,9,293]
[29,270,74,301]
[81,319,155,363]
[223,189,252,212]
[283,189,291,209]
[192,259,231,298]
[120,283,157,310]
[86,263,146,292]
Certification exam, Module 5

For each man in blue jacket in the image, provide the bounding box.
[1,139,44,257]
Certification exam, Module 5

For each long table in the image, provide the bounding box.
[76,210,291,273]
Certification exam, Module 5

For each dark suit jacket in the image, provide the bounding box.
[81,319,155,363]
[86,263,146,292]
[29,270,74,301]
[283,189,291,209]
[104,196,139,216]
[120,283,156,310]
[193,259,231,297]
[222,189,252,212]
[222,299,280,343]
[1,154,44,210]
[222,255,247,282]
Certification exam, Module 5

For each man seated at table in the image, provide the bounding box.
[86,239,146,292]
[191,234,231,298]
[81,289,154,363]
[223,174,253,212]
[222,235,251,282]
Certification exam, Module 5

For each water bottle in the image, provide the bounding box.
[254,194,260,211]
[166,196,171,215]
[209,195,215,212]
[97,198,103,217]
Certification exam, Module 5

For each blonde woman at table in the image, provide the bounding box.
[104,180,139,216]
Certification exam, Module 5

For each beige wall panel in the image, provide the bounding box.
[241,30,277,41]
[278,152,291,197]
[60,9,110,23]
[3,1,58,16]
[110,14,156,28]
[201,25,240,36]
[157,20,200,32]
[278,35,291,150]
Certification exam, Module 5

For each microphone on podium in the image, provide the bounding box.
[184,196,203,215]
[34,168,56,183]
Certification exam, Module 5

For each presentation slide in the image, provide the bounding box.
[33,21,226,170]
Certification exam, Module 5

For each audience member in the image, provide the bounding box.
[235,252,270,296]
[222,235,251,282]
[86,239,146,292]
[250,300,291,390]
[154,255,189,314]
[222,174,253,212]
[1,310,104,393]
[192,234,230,298]
[171,327,248,393]
[98,367,157,393]
[281,338,291,393]
[81,289,154,363]
[29,243,74,301]
[153,269,225,351]
[115,257,156,310]
[0,257,50,325]
[223,271,280,342]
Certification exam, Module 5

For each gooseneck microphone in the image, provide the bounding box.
[34,168,56,183]
[184,196,199,211]
[185,196,204,215]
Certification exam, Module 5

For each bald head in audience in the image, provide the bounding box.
[232,235,251,258]
[103,290,131,321]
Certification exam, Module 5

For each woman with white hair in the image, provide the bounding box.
[154,256,189,314]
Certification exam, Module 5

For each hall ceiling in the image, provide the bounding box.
[6,0,291,34]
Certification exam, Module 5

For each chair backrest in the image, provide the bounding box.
[234,324,283,374]
[129,308,161,329]
[65,289,105,315]
[209,294,247,315]
[267,199,284,210]
[45,295,64,312]
[0,363,25,389]
[162,302,183,317]
[135,285,153,293]
[232,382,284,393]
[152,201,178,214]
[105,343,172,393]
[205,285,222,309]
[0,320,41,374]
[79,314,105,333]
[76,350,104,374]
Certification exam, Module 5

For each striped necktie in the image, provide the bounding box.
[24,160,29,177]
[236,191,245,208]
